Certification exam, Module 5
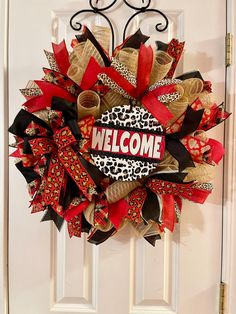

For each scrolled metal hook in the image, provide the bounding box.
[89,0,118,11]
[123,0,151,10]
[70,9,94,32]
[123,0,169,40]
[70,0,117,51]
[69,0,169,51]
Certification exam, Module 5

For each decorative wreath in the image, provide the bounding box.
[9,26,230,246]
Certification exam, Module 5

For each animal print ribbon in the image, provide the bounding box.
[145,178,213,232]
[78,115,95,161]
[146,178,212,204]
[29,126,97,216]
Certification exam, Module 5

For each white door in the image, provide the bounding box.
[8,1,226,314]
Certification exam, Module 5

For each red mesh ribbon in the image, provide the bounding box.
[136,45,153,96]
[109,198,128,229]
[161,194,176,232]
[142,85,175,126]
[29,127,97,216]
[158,194,182,232]
[207,138,225,165]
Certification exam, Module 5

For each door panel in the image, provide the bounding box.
[8,1,225,314]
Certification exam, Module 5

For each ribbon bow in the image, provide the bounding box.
[29,126,97,216]
[99,44,176,126]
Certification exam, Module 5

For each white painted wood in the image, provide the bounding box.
[222,1,236,313]
[130,231,179,314]
[8,1,226,314]
[51,228,98,311]
[0,0,9,313]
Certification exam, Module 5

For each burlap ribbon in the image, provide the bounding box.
[77,90,100,119]
[149,51,173,85]
[105,180,142,204]
[116,48,173,85]
[183,164,215,183]
[67,39,105,86]
[100,90,130,113]
[92,25,111,53]
[116,48,139,75]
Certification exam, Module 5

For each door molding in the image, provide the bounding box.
[0,0,9,313]
[222,0,236,313]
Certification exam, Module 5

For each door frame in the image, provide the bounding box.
[0,0,9,313]
[222,0,236,313]
[0,0,235,313]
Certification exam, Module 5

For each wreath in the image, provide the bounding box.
[9,26,230,246]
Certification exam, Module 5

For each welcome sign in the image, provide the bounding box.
[91,105,165,181]
[91,126,165,160]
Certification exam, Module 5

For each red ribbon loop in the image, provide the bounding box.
[161,194,175,232]
[136,44,154,97]
[52,40,70,76]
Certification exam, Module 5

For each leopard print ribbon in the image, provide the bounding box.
[77,115,95,163]
[127,187,147,224]
[165,39,185,78]
[146,178,213,204]
[29,126,97,216]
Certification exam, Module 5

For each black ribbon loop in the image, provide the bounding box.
[122,28,149,49]
[51,96,81,139]
[165,106,204,171]
[76,27,111,66]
